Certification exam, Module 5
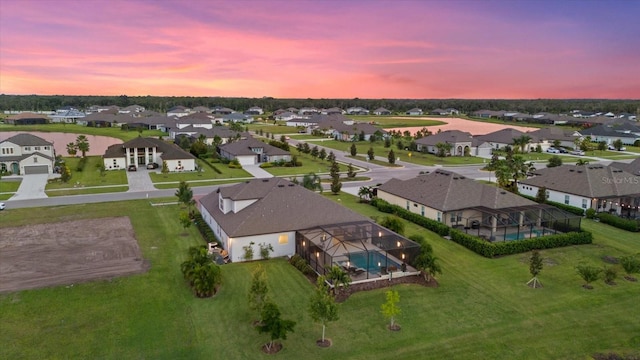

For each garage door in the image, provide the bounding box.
[24,165,49,174]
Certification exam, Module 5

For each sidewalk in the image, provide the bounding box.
[242,164,274,178]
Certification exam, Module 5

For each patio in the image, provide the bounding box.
[295,221,421,284]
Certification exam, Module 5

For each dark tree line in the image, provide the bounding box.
[0,95,637,115]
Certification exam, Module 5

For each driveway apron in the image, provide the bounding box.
[126,169,156,192]
[10,174,49,200]
[243,165,274,179]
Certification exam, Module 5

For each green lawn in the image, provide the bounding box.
[45,156,128,195]
[263,152,352,177]
[149,163,251,185]
[1,198,639,359]
[0,123,164,141]
[0,180,21,200]
[350,115,447,128]
[584,149,640,160]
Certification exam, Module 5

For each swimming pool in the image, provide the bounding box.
[503,229,546,241]
[349,252,401,274]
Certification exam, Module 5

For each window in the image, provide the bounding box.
[421,206,425,216]
[437,212,442,222]
[25,146,31,151]
[33,157,38,163]
[582,199,587,209]
[406,200,410,210]
[44,146,49,150]
[564,195,570,205]
[450,213,456,223]
[278,234,288,245]
[218,197,224,212]
[545,190,550,199]
[34,146,40,151]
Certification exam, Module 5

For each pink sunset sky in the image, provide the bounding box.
[1,0,639,99]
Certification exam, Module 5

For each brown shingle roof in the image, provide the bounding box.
[414,130,473,146]
[1,133,53,146]
[199,178,369,237]
[219,137,289,156]
[378,170,536,212]
[521,165,640,198]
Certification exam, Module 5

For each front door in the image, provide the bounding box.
[11,162,19,175]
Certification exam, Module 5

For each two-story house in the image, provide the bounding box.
[0,134,56,175]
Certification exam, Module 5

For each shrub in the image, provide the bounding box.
[370,198,449,236]
[290,254,314,275]
[585,208,596,219]
[76,157,87,172]
[576,264,602,286]
[192,213,221,245]
[597,213,639,232]
[603,266,617,284]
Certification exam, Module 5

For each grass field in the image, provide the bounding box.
[45,156,128,196]
[1,196,639,359]
[0,179,21,200]
[0,123,164,141]
[149,162,251,185]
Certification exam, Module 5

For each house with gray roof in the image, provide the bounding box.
[578,120,640,146]
[518,164,640,218]
[475,128,527,151]
[346,107,369,115]
[175,112,215,129]
[214,113,254,124]
[415,130,473,156]
[4,112,49,125]
[170,125,246,145]
[244,106,264,115]
[167,106,191,118]
[50,109,86,124]
[405,108,423,116]
[526,127,580,150]
[198,177,421,281]
[0,133,56,175]
[102,137,196,171]
[218,136,291,166]
[377,170,580,241]
[373,107,391,115]
[610,157,640,177]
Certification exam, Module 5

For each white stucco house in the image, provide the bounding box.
[198,178,385,263]
[0,133,56,175]
[102,137,197,171]
[518,164,640,218]
[217,137,291,166]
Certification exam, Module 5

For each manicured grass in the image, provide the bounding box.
[46,186,130,196]
[2,198,639,359]
[584,150,640,160]
[149,165,250,184]
[0,180,21,199]
[248,122,296,135]
[154,179,245,189]
[263,152,351,177]
[45,156,128,191]
[350,115,447,128]
[0,123,164,141]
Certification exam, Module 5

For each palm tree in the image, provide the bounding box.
[301,173,322,192]
[66,142,77,156]
[510,155,532,191]
[327,265,351,294]
[75,135,90,158]
[512,135,531,153]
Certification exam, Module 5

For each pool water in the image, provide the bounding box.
[349,252,401,274]
[504,230,545,241]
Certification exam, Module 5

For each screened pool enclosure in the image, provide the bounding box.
[295,221,421,283]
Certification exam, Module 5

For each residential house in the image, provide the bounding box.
[4,112,49,125]
[430,108,459,116]
[298,107,320,115]
[527,127,580,150]
[212,106,235,115]
[167,106,191,118]
[0,133,56,175]
[86,105,119,113]
[321,107,344,115]
[577,120,640,146]
[215,113,254,124]
[102,137,196,171]
[405,108,423,116]
[518,165,640,218]
[610,157,640,176]
[175,112,215,129]
[170,125,246,145]
[275,111,300,121]
[49,109,86,123]
[244,106,264,115]
[198,177,420,277]
[414,130,473,156]
[217,136,291,166]
[346,107,370,115]
[373,107,391,116]
[119,105,146,114]
[377,170,580,241]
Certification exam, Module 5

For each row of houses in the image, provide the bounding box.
[472,110,637,126]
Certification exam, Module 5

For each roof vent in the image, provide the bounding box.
[288,183,295,187]
[453,177,459,180]
[577,170,582,173]
[459,176,465,179]
[262,179,269,182]
[500,191,507,195]
[569,169,574,172]
[278,184,285,187]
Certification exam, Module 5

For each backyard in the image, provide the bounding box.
[0,197,639,359]
[0,123,164,141]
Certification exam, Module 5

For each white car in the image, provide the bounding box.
[608,145,627,151]
[546,147,560,153]
[570,150,585,156]
[0,202,5,211]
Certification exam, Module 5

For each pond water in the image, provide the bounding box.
[0,131,122,156]
[384,117,538,136]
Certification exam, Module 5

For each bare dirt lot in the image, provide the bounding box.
[0,217,148,293]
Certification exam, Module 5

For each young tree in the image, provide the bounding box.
[384,137,391,148]
[435,142,452,157]
[301,172,322,192]
[161,160,169,176]
[66,142,78,156]
[388,149,396,164]
[535,187,547,204]
[367,147,375,161]
[60,163,72,183]
[414,246,442,282]
[547,155,562,168]
[357,186,373,202]
[512,135,531,153]
[179,212,192,234]
[612,139,624,151]
[308,276,339,346]
[302,142,311,154]
[597,141,607,152]
[347,163,356,178]
[381,290,401,331]
[329,161,342,194]
[327,151,336,163]
[259,243,274,260]
[527,250,543,288]
[248,266,269,323]
[243,242,255,261]
[180,246,221,297]
[619,255,640,281]
[257,301,296,353]
[75,135,90,158]
[603,266,617,285]
[350,143,357,156]
[175,181,195,210]
[310,146,319,159]
[576,264,602,289]
[318,148,327,161]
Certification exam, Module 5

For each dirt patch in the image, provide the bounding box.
[602,256,619,264]
[334,274,436,303]
[0,217,148,293]
[316,339,332,348]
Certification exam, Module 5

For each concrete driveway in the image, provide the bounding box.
[10,174,50,200]
[126,168,156,192]
[243,164,274,178]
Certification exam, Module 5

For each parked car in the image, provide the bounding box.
[546,147,560,153]
[146,162,159,169]
[570,150,585,156]
[127,165,137,171]
[608,145,627,151]
[0,202,5,211]
[558,148,568,153]
[470,220,480,229]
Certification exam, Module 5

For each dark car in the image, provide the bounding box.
[558,148,568,153]
[470,220,480,229]
[127,165,137,171]
[146,162,159,169]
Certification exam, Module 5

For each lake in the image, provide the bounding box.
[384,117,538,135]
[0,131,122,156]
